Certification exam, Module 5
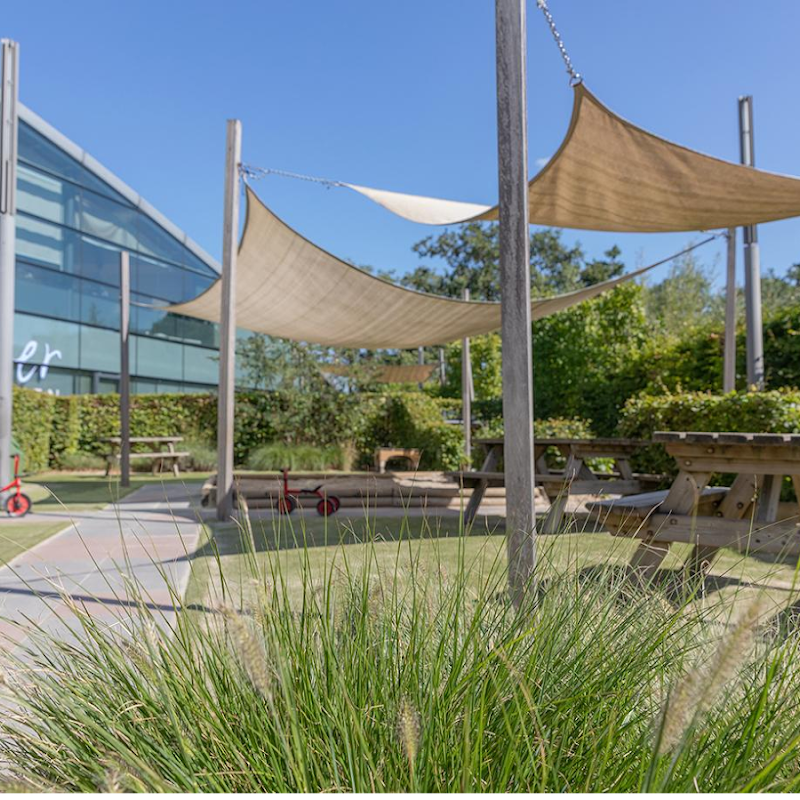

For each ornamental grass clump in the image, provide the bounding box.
[2,513,800,791]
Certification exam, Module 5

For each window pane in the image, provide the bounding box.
[183,344,217,384]
[79,235,121,286]
[133,294,177,339]
[183,269,216,301]
[14,313,80,370]
[132,378,158,394]
[136,215,191,266]
[81,280,120,329]
[132,254,185,302]
[80,326,120,372]
[135,336,184,380]
[17,164,80,225]
[15,262,80,321]
[18,122,130,204]
[185,250,219,277]
[174,314,218,348]
[79,190,136,249]
[77,236,120,286]
[16,215,80,272]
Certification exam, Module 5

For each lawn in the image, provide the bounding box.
[23,471,211,511]
[185,511,800,626]
[0,520,69,566]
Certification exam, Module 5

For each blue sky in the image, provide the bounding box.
[4,1,800,287]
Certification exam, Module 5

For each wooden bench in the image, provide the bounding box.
[374,447,422,473]
[587,431,800,578]
[453,437,661,530]
[103,436,189,477]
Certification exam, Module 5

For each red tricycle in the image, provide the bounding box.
[277,468,340,516]
[3,455,32,517]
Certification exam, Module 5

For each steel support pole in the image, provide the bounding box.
[216,120,242,521]
[0,41,18,501]
[119,251,131,488]
[438,347,446,386]
[462,289,472,465]
[738,96,764,389]
[495,0,536,602]
[723,228,737,393]
[417,345,424,389]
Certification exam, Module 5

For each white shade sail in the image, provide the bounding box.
[345,84,800,232]
[168,187,699,349]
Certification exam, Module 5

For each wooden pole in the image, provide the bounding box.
[462,288,472,465]
[216,120,242,521]
[723,228,736,393]
[738,96,764,389]
[119,251,131,488]
[0,40,18,500]
[495,0,536,602]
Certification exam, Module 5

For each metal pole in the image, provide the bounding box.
[216,119,241,521]
[495,0,536,602]
[0,40,18,502]
[119,251,131,488]
[417,345,424,389]
[738,96,764,389]
[462,289,472,465]
[438,347,446,386]
[723,228,737,393]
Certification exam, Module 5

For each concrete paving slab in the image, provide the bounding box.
[0,481,204,663]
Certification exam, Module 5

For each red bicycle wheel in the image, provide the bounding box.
[329,495,341,512]
[317,498,337,517]
[278,495,296,515]
[5,493,31,517]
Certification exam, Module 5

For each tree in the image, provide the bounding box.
[407,223,625,300]
[645,251,717,337]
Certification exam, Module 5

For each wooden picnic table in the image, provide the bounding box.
[450,436,660,531]
[103,436,189,477]
[589,431,800,578]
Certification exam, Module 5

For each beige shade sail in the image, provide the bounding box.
[321,363,438,384]
[346,83,800,232]
[168,186,708,349]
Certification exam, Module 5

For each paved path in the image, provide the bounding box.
[0,481,204,660]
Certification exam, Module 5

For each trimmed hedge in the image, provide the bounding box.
[12,387,57,473]
[617,388,800,476]
[13,389,464,473]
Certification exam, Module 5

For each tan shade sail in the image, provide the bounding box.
[346,84,800,232]
[322,363,438,384]
[168,187,696,349]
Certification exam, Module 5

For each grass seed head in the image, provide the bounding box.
[397,697,421,772]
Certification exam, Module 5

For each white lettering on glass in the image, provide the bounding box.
[15,339,63,385]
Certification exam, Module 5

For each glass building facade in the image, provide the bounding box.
[12,108,224,395]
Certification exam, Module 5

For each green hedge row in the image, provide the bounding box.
[618,388,800,475]
[11,388,465,473]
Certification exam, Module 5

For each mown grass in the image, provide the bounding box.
[24,471,209,511]
[2,509,800,791]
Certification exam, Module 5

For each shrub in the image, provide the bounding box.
[180,439,218,472]
[12,386,56,473]
[246,443,350,472]
[618,388,800,476]
[57,451,107,471]
[356,392,464,470]
[3,524,800,791]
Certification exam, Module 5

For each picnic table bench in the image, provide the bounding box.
[588,431,800,578]
[103,436,189,477]
[449,436,661,530]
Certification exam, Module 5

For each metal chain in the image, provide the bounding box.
[239,163,344,189]
[535,0,582,85]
